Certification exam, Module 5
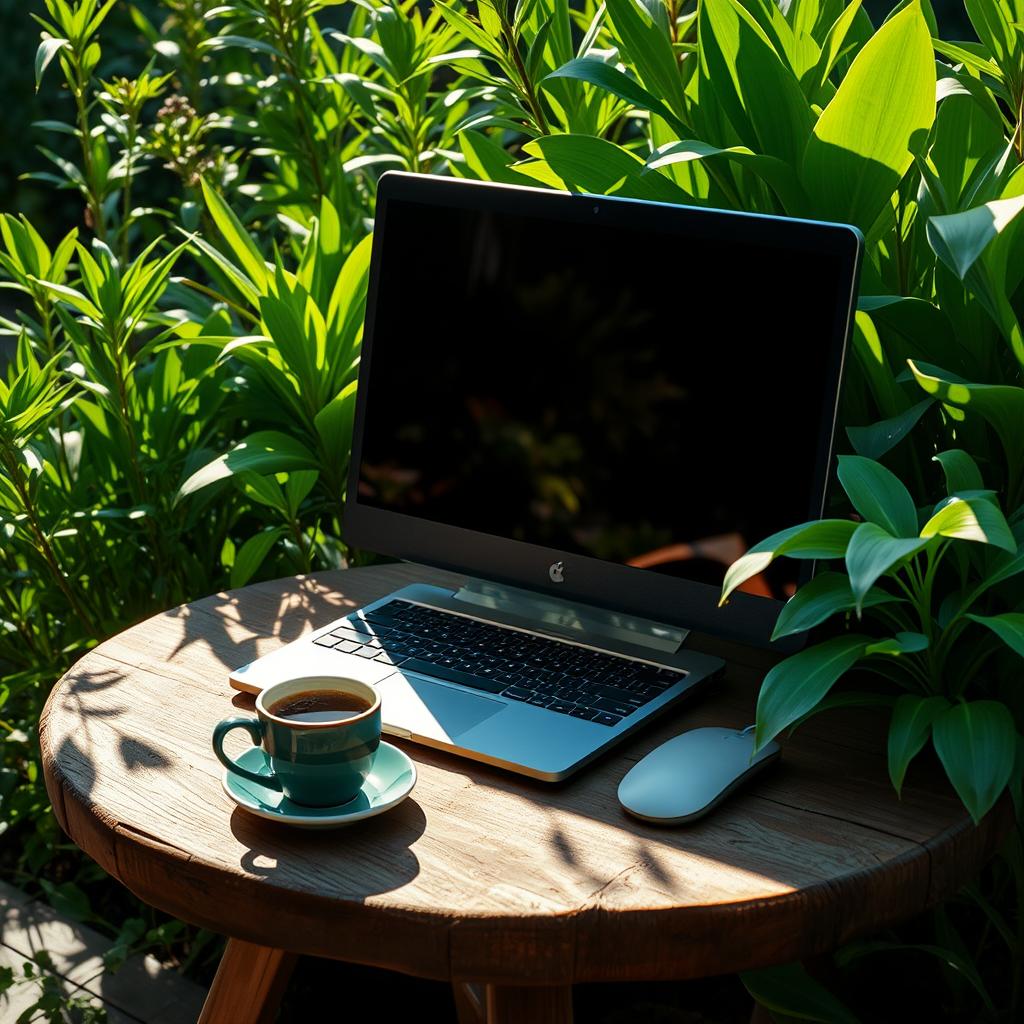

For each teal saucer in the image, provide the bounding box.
[221,741,416,829]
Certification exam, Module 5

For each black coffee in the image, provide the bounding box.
[269,689,372,723]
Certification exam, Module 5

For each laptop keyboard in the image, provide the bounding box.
[311,599,685,727]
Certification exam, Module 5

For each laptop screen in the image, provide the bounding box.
[355,189,851,604]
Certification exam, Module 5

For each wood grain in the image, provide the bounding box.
[196,940,295,1024]
[39,564,1009,986]
[485,983,573,1024]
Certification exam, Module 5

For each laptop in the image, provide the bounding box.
[230,172,862,781]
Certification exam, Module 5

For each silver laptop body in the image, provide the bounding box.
[231,582,723,781]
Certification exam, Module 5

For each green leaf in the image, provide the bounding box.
[38,879,90,922]
[236,471,287,513]
[967,612,1024,659]
[933,449,984,494]
[198,34,285,58]
[754,635,869,751]
[845,522,929,612]
[698,0,813,168]
[865,631,929,655]
[314,380,358,469]
[801,1,935,231]
[35,37,69,91]
[920,495,1016,552]
[910,362,1024,493]
[741,962,862,1024]
[720,519,858,605]
[177,431,318,502]
[846,399,933,460]
[933,700,1017,822]
[200,179,268,290]
[644,140,807,213]
[543,57,686,135]
[604,0,688,124]
[837,455,919,537]
[522,135,688,203]
[888,695,949,795]
[285,470,319,518]
[771,572,900,641]
[231,527,287,588]
[927,194,1024,280]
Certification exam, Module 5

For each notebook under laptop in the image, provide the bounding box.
[230,172,862,781]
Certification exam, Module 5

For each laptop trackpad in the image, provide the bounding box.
[377,672,505,742]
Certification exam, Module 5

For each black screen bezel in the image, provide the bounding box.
[345,172,862,649]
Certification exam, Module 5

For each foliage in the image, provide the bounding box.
[2,0,1024,1021]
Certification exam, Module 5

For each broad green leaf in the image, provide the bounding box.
[741,962,862,1024]
[285,470,319,518]
[837,455,919,537]
[927,194,1024,280]
[314,380,358,469]
[720,519,858,604]
[177,431,318,501]
[771,572,900,641]
[967,612,1024,659]
[236,471,287,513]
[845,521,929,611]
[543,57,687,136]
[846,399,933,460]
[933,700,1017,822]
[604,0,688,123]
[200,179,268,290]
[644,140,807,213]
[801,1,935,231]
[231,527,287,588]
[910,362,1024,492]
[810,0,863,92]
[698,0,813,168]
[522,135,687,202]
[889,695,951,794]
[865,631,929,655]
[754,635,869,751]
[921,496,1016,552]
[933,449,984,494]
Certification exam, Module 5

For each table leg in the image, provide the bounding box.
[198,939,297,1024]
[454,981,485,1024]
[484,983,573,1024]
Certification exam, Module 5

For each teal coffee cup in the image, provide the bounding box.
[212,676,382,807]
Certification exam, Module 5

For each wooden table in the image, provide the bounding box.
[40,564,1007,1024]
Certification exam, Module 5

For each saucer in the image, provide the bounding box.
[222,741,417,829]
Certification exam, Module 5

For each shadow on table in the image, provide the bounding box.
[161,563,441,675]
[228,798,428,898]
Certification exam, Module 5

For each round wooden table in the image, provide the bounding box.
[40,564,1007,1024]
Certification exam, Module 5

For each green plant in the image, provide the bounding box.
[720,453,1023,822]
[171,180,372,582]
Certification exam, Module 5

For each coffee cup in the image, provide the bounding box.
[212,676,382,807]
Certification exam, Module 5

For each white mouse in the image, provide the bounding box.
[618,726,781,825]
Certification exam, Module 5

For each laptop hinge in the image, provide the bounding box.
[452,579,688,654]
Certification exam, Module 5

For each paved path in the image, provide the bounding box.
[1,881,207,1023]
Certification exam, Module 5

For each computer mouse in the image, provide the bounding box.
[618,726,781,825]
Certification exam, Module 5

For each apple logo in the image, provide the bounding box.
[549,561,565,583]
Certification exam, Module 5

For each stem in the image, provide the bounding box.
[73,61,106,240]
[271,3,327,199]
[120,112,138,264]
[1,448,99,636]
[502,23,550,135]
[108,324,146,505]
